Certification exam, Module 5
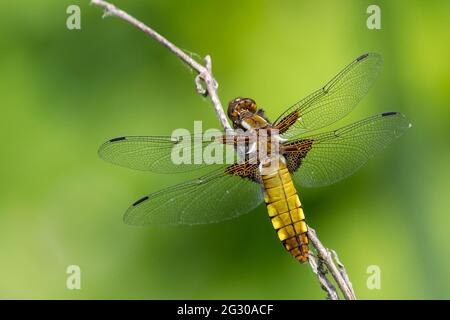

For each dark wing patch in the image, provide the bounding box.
[274,110,300,134]
[281,139,314,172]
[225,162,261,183]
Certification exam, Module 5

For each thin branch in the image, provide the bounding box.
[90,0,232,133]
[91,0,356,300]
[308,227,356,300]
[308,254,338,300]
[331,249,356,297]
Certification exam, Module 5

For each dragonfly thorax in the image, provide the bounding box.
[227,98,286,167]
[234,127,285,169]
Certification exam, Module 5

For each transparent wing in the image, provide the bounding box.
[98,133,236,173]
[283,112,411,188]
[124,165,264,225]
[273,53,383,138]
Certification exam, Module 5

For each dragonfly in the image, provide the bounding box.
[98,53,410,264]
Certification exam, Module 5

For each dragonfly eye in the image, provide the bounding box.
[228,97,257,115]
[240,98,257,113]
[228,97,259,130]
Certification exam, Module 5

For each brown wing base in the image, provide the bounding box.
[224,162,261,183]
[281,139,314,173]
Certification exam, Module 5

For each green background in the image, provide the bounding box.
[1,0,449,299]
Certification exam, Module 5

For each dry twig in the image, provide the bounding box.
[308,227,356,299]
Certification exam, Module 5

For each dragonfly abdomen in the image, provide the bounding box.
[261,160,309,263]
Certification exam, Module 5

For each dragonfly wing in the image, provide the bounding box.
[273,53,383,138]
[124,164,263,225]
[98,133,236,173]
[283,112,411,188]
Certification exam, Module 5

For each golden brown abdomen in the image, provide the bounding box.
[261,159,309,263]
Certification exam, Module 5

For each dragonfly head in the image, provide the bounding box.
[228,97,267,130]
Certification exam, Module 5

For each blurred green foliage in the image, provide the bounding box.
[0,0,449,299]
